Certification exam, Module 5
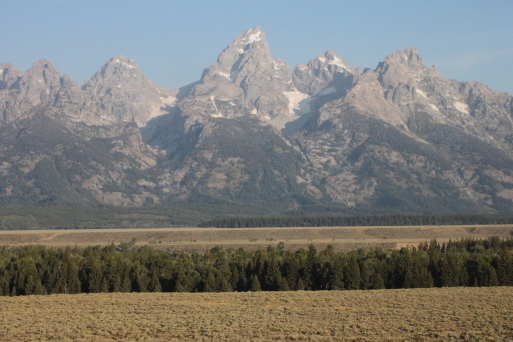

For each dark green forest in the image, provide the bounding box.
[198,214,513,228]
[1,237,513,296]
[3,205,513,230]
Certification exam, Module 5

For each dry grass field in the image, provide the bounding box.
[0,224,512,252]
[0,287,512,341]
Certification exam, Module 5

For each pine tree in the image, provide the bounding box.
[344,253,361,290]
[264,257,281,291]
[296,278,305,291]
[372,273,385,289]
[175,280,187,292]
[220,278,233,292]
[86,259,104,293]
[250,275,261,292]
[283,256,300,290]
[496,248,513,285]
[121,269,132,293]
[303,245,319,290]
[148,272,162,292]
[204,271,217,292]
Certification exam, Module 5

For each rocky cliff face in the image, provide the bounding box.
[0,59,157,207]
[0,63,23,90]
[83,55,176,126]
[198,26,293,117]
[175,25,300,139]
[291,46,513,212]
[1,59,112,128]
[1,27,513,214]
[293,49,357,96]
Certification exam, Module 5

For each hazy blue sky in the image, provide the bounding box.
[2,0,512,94]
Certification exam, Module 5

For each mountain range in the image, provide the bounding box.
[2,26,513,217]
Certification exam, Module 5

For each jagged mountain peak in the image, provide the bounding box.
[16,58,62,108]
[373,47,438,94]
[31,58,58,69]
[24,59,63,86]
[108,55,139,70]
[0,63,23,90]
[25,58,61,80]
[293,49,355,96]
[0,62,22,74]
[378,47,426,74]
[187,26,292,120]
[201,26,273,85]
[315,49,351,70]
[238,26,265,44]
[92,55,142,81]
[110,54,135,63]
[4,29,513,215]
[83,55,174,125]
[386,47,422,61]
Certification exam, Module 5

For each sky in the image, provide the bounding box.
[1,0,512,94]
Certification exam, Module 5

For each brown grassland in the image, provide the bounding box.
[0,287,512,341]
[0,224,512,252]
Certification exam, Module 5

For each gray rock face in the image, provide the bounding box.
[292,47,513,212]
[293,49,357,96]
[0,63,23,122]
[0,63,23,90]
[373,47,513,148]
[0,58,158,207]
[0,60,109,126]
[2,29,513,214]
[17,59,62,109]
[83,55,176,126]
[185,26,293,119]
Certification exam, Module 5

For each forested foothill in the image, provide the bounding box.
[3,208,513,230]
[1,237,512,296]
[198,214,513,228]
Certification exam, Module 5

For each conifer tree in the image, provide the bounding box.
[344,253,361,290]
[148,272,162,292]
[496,248,513,285]
[250,275,261,292]
[204,271,217,292]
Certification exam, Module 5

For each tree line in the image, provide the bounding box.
[198,214,513,228]
[1,237,512,296]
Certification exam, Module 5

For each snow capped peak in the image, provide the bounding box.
[237,26,266,45]
[247,30,261,43]
[324,49,350,69]
[201,26,275,85]
[293,49,354,96]
[306,50,351,71]
[109,55,138,70]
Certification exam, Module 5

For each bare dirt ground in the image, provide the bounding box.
[1,287,512,341]
[0,224,512,252]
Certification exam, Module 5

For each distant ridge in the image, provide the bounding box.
[1,26,513,216]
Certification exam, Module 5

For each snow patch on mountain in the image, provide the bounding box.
[429,104,440,112]
[284,90,311,115]
[415,89,428,99]
[318,87,337,96]
[454,101,470,114]
[247,31,261,43]
[113,58,136,69]
[328,55,349,69]
[218,72,231,81]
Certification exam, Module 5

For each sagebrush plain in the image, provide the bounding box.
[1,287,512,341]
[0,224,512,252]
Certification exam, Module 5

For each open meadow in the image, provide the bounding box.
[1,287,512,341]
[0,224,512,252]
